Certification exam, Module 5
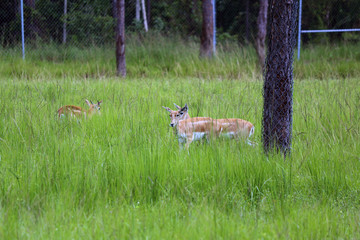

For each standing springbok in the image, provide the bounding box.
[58,99,102,119]
[173,103,255,146]
[162,104,217,149]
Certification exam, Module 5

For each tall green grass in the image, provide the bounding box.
[0,75,359,238]
[1,34,360,80]
[1,35,359,238]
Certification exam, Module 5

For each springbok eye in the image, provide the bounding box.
[180,112,184,115]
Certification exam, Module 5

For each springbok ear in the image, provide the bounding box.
[162,106,172,112]
[180,104,188,113]
[173,103,181,110]
[85,99,91,107]
[98,100,103,105]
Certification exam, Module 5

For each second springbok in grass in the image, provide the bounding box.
[163,104,216,149]
[58,99,102,119]
[171,103,255,146]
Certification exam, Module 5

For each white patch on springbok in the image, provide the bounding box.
[192,132,207,141]
[177,133,187,143]
[178,132,207,142]
[178,137,186,144]
[221,131,236,139]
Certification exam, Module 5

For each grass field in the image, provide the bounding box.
[0,37,360,239]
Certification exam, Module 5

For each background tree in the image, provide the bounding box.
[146,0,151,28]
[135,0,140,23]
[245,0,250,42]
[262,0,298,157]
[24,0,42,40]
[141,0,148,32]
[0,0,358,46]
[63,0,67,44]
[115,0,126,77]
[255,0,268,70]
[200,0,214,58]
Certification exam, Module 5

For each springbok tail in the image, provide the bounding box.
[57,108,63,118]
[246,126,256,146]
[249,126,255,138]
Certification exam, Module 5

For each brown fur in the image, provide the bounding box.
[163,104,215,149]
[213,118,254,139]
[167,104,255,146]
[58,99,102,119]
[177,117,217,149]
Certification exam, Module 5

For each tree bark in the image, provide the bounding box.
[262,0,297,157]
[245,0,250,42]
[63,0,67,44]
[255,0,268,70]
[146,0,151,27]
[115,0,126,77]
[141,0,148,32]
[136,0,140,22]
[200,0,214,58]
[24,0,41,39]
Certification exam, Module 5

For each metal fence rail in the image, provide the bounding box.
[297,0,360,59]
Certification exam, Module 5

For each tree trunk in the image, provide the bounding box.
[113,0,117,19]
[200,0,214,58]
[136,0,140,22]
[141,0,148,32]
[262,0,297,157]
[146,0,151,27]
[245,0,250,42]
[63,0,67,44]
[115,0,126,77]
[255,0,268,70]
[24,0,41,40]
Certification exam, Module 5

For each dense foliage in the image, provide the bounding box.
[1,0,359,46]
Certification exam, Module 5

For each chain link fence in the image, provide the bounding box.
[1,0,358,49]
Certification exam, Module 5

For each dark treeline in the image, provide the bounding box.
[0,0,359,46]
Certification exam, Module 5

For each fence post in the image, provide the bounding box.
[297,0,302,60]
[20,0,25,60]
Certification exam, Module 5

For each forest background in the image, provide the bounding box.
[1,0,360,47]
